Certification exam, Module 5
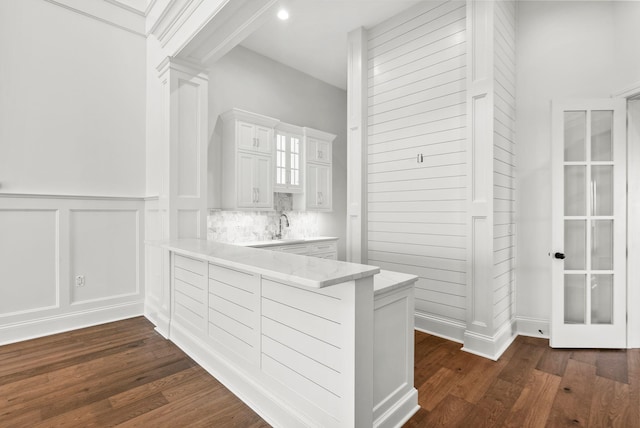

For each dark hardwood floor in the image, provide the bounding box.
[1,317,638,427]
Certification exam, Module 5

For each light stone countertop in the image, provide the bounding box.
[230,236,338,248]
[162,238,379,289]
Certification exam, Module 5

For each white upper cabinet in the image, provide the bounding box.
[238,121,272,154]
[304,127,336,212]
[219,109,335,212]
[307,137,332,164]
[221,109,279,211]
[275,122,304,194]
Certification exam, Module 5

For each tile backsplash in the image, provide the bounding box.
[207,210,319,243]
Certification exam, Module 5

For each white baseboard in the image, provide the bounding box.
[144,302,170,338]
[462,319,517,361]
[0,301,144,346]
[169,321,314,428]
[515,316,550,339]
[414,311,465,343]
[374,388,420,428]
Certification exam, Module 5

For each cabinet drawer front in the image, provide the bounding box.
[278,244,308,255]
[209,263,256,294]
[314,252,337,260]
[308,241,337,254]
[175,254,206,276]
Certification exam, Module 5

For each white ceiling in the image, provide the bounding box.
[240,0,422,90]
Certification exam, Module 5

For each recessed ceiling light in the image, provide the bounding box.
[277,9,289,20]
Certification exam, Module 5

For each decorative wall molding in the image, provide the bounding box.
[43,0,146,37]
[104,0,147,16]
[0,193,146,201]
[0,195,145,345]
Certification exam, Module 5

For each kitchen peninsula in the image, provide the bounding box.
[158,239,418,428]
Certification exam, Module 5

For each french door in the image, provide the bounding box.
[551,99,627,348]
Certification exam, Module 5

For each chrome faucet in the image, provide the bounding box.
[276,213,289,239]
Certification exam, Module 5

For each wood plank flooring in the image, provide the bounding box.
[407,332,640,428]
[1,317,638,427]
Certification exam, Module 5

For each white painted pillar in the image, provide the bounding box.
[346,27,368,264]
[464,0,498,357]
[154,57,209,337]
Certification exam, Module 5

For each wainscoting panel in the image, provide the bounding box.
[70,209,140,304]
[0,194,145,345]
[0,209,58,316]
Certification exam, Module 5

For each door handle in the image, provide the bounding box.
[554,252,565,260]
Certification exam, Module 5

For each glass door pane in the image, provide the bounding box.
[591,110,613,161]
[565,166,586,215]
[591,165,613,216]
[565,274,586,324]
[591,220,613,270]
[591,274,613,324]
[564,111,586,161]
[565,220,586,270]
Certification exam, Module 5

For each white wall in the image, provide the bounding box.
[207,46,348,260]
[0,0,147,344]
[0,0,146,196]
[515,1,639,325]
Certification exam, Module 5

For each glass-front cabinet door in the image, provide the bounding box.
[275,129,303,194]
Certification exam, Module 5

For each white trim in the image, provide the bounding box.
[461,319,517,361]
[104,0,147,16]
[414,312,465,343]
[0,301,143,346]
[516,316,550,339]
[42,0,146,37]
[627,99,640,348]
[0,193,146,201]
[373,389,420,428]
[613,81,640,99]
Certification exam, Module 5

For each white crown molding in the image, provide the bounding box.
[147,0,208,43]
[104,0,147,17]
[43,0,146,37]
[612,81,640,99]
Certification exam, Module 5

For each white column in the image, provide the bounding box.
[464,0,497,357]
[154,57,209,337]
[346,27,368,264]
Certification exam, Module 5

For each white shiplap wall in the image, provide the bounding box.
[367,0,467,332]
[492,0,516,331]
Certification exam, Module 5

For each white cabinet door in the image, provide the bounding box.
[237,153,273,209]
[307,164,332,211]
[316,165,331,210]
[307,138,331,164]
[237,122,272,154]
[255,125,272,154]
[238,122,257,152]
[316,139,331,164]
[254,155,273,208]
[237,153,257,208]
